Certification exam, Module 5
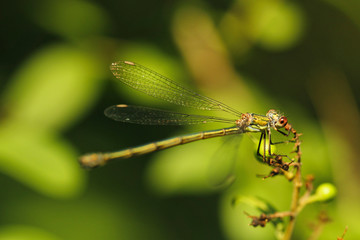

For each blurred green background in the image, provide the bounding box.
[0,0,359,239]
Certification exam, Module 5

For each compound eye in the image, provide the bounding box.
[278,116,288,127]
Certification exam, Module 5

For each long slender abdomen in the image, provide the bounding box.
[79,127,241,168]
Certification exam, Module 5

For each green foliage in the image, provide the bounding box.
[0,225,62,240]
[1,0,359,239]
[0,45,105,198]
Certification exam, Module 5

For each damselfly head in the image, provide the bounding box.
[266,109,288,129]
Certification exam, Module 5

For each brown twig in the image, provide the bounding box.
[307,211,332,240]
[282,130,303,240]
[247,127,329,239]
[246,211,295,227]
[337,226,348,240]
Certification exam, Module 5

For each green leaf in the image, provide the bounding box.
[146,135,222,195]
[232,195,284,228]
[0,121,85,198]
[0,225,61,240]
[3,44,105,132]
[32,0,108,39]
[232,195,278,213]
[254,1,305,50]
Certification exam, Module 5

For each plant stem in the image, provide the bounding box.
[283,138,302,240]
[283,165,302,240]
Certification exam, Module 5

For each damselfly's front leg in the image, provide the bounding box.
[270,126,299,145]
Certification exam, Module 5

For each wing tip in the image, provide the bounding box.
[104,105,117,118]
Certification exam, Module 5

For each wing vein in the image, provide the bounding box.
[105,105,237,125]
[110,61,243,116]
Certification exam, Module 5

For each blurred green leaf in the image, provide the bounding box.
[0,121,85,198]
[220,0,305,53]
[0,44,105,197]
[232,195,278,213]
[3,44,105,132]
[4,193,169,240]
[323,0,360,29]
[0,225,61,240]
[220,191,276,239]
[252,1,305,50]
[146,134,217,195]
[32,0,108,39]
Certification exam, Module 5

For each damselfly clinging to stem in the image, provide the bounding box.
[79,61,298,169]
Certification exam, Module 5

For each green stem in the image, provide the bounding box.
[283,165,301,240]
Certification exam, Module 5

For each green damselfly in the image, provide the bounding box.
[80,61,297,168]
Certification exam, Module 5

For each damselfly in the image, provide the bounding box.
[79,61,297,168]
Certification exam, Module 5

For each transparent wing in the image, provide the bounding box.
[105,105,237,125]
[110,61,243,117]
[207,135,242,188]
